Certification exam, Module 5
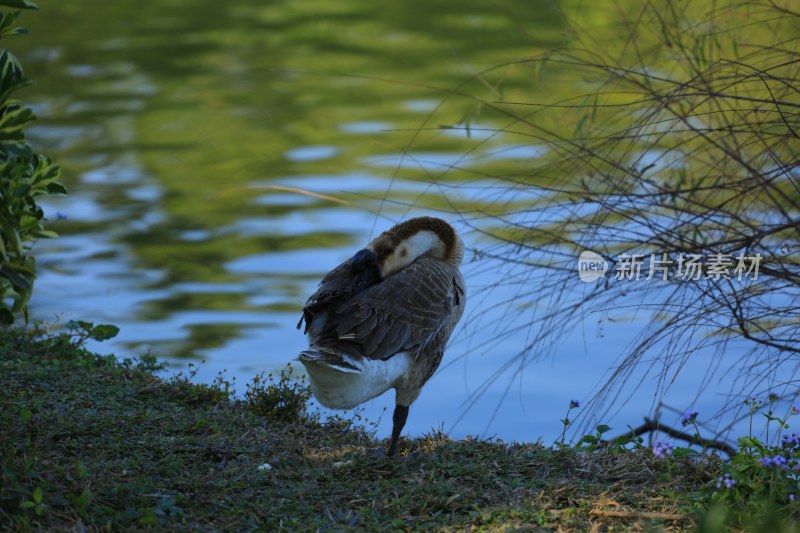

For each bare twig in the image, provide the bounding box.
[614,417,738,457]
[590,509,690,521]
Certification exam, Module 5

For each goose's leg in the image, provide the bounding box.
[386,404,409,456]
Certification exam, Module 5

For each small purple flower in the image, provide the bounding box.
[759,456,788,469]
[653,441,673,459]
[792,405,799,415]
[781,433,799,449]
[715,473,736,490]
[681,410,698,427]
[569,400,581,409]
[790,494,796,502]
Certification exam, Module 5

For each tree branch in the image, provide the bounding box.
[614,417,738,457]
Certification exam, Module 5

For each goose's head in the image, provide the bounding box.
[350,216,464,280]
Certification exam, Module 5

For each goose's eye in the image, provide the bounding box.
[399,248,408,258]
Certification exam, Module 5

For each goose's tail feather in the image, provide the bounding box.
[298,348,362,374]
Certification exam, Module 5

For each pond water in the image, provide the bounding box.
[12,0,778,443]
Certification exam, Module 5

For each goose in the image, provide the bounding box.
[297,216,466,456]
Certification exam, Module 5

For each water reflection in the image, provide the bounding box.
[15,0,773,443]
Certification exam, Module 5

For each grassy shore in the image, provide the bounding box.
[0,325,789,531]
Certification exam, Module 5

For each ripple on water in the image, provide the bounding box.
[284,145,340,162]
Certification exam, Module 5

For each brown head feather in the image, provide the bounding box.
[380,217,462,265]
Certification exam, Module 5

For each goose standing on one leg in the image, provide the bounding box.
[297,216,466,456]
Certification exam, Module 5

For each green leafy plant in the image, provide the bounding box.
[638,398,800,528]
[66,319,120,344]
[575,423,614,453]
[555,399,581,448]
[695,396,800,527]
[166,361,236,406]
[19,486,45,516]
[0,0,65,325]
[244,363,311,422]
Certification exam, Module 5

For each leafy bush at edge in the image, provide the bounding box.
[0,0,65,325]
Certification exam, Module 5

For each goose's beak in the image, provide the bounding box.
[351,249,381,290]
[351,249,378,272]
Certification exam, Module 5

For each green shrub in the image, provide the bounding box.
[166,362,236,407]
[244,363,311,422]
[0,1,65,325]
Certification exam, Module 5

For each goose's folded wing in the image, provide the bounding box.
[298,259,355,332]
[303,260,353,310]
[331,256,465,360]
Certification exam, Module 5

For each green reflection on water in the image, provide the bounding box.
[17,0,795,367]
[13,0,565,358]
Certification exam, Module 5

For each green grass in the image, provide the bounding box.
[0,325,790,531]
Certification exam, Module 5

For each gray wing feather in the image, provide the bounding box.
[298,259,354,333]
[305,260,353,309]
[328,256,465,361]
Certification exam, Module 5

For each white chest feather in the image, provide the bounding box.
[301,353,412,410]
